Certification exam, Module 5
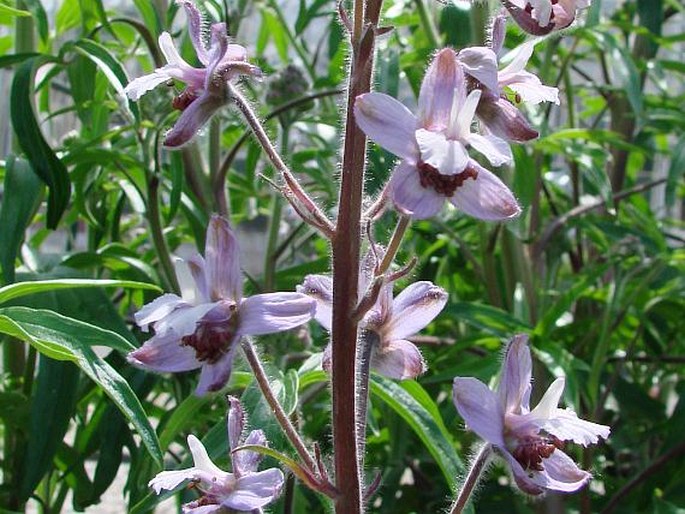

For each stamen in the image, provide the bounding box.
[417,161,478,197]
[172,90,199,111]
[511,434,564,472]
[181,308,238,363]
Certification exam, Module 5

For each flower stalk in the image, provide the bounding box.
[449,444,493,514]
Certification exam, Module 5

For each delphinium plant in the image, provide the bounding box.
[2,0,684,513]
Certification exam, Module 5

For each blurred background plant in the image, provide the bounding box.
[0,0,683,512]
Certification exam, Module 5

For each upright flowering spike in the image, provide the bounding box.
[501,0,591,35]
[298,251,448,380]
[150,397,284,512]
[452,335,610,495]
[124,0,261,147]
[354,48,519,221]
[128,215,316,395]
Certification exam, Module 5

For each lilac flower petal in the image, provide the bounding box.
[183,505,221,514]
[224,469,285,511]
[297,274,333,331]
[354,93,419,161]
[175,258,203,304]
[154,303,217,338]
[507,75,560,105]
[238,293,315,336]
[149,469,196,494]
[452,377,506,447]
[179,0,210,65]
[418,48,458,131]
[476,94,539,143]
[458,47,500,92]
[388,161,444,219]
[234,430,268,475]
[467,133,513,167]
[497,334,533,414]
[533,450,591,492]
[372,339,425,380]
[188,434,229,478]
[499,40,536,79]
[501,0,556,35]
[491,12,507,57]
[538,409,611,446]
[205,215,242,301]
[499,450,545,495]
[415,129,469,176]
[124,71,173,101]
[384,281,447,340]
[187,254,210,303]
[158,32,193,70]
[450,161,521,221]
[322,342,332,372]
[134,293,186,332]
[227,396,245,453]
[164,92,226,148]
[127,332,200,373]
[195,346,237,396]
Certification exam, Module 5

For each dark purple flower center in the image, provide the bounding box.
[172,89,199,111]
[417,161,478,197]
[181,306,238,363]
[511,434,564,472]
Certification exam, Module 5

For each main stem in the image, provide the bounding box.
[449,444,492,514]
[330,0,381,511]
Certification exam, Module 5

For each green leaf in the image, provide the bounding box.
[666,134,685,207]
[0,156,43,284]
[370,376,463,489]
[158,394,212,449]
[445,302,530,337]
[10,56,70,229]
[0,52,39,68]
[0,278,160,305]
[0,4,31,18]
[0,307,163,465]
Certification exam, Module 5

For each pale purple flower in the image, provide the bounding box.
[501,0,591,35]
[298,252,447,380]
[453,335,610,495]
[124,0,261,147]
[150,396,284,513]
[128,215,316,395]
[354,48,519,221]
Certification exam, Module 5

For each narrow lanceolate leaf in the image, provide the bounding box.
[371,376,463,489]
[73,39,139,122]
[10,56,70,228]
[0,156,43,284]
[0,307,163,465]
[0,278,161,305]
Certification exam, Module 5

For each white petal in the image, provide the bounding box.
[388,161,445,219]
[154,303,218,338]
[149,469,196,493]
[453,377,506,447]
[450,161,521,221]
[416,129,469,176]
[508,77,560,105]
[453,89,482,141]
[529,377,566,420]
[467,133,513,167]
[124,72,172,101]
[188,434,227,478]
[297,275,333,331]
[354,93,419,161]
[134,293,186,332]
[224,469,285,511]
[539,408,611,446]
[158,32,191,68]
[499,40,535,79]
[384,282,447,340]
[238,293,315,336]
[458,46,500,92]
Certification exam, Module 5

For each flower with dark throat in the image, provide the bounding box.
[354,48,520,220]
[501,0,591,35]
[452,334,610,495]
[128,216,316,395]
[124,0,261,147]
[150,396,284,512]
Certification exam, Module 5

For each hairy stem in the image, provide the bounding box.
[449,444,492,514]
[376,216,410,276]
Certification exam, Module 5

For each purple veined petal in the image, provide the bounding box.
[491,11,507,57]
[154,302,218,338]
[149,469,197,494]
[238,292,316,336]
[530,0,553,26]
[497,334,533,415]
[179,0,210,65]
[183,505,222,514]
[415,129,469,175]
[467,132,513,167]
[224,468,285,511]
[227,396,245,453]
[124,71,173,101]
[383,281,447,340]
[475,93,539,143]
[372,339,426,380]
[187,254,210,303]
[388,161,444,219]
[532,450,591,492]
[188,434,230,479]
[457,47,500,92]
[175,258,203,304]
[551,0,580,29]
[537,408,611,446]
[452,89,482,141]
[501,0,556,35]
[296,275,332,331]
[134,293,186,332]
[205,215,243,301]
[418,48,459,131]
[450,160,521,221]
[127,331,200,373]
[195,346,238,396]
[507,75,560,105]
[354,93,419,162]
[233,430,268,475]
[499,450,545,495]
[452,377,506,447]
[163,92,226,148]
